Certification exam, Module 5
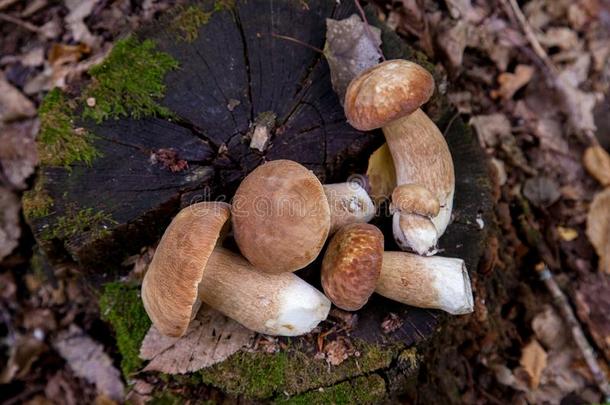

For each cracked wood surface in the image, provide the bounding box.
[30,0,493,357]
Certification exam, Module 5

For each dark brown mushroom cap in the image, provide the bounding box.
[141,202,231,337]
[232,160,331,273]
[321,223,384,311]
[344,59,435,131]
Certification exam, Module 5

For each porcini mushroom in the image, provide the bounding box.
[322,223,473,315]
[142,202,331,337]
[321,223,383,311]
[323,182,375,234]
[344,60,455,256]
[377,251,473,315]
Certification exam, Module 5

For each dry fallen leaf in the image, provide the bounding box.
[556,226,578,242]
[366,143,396,203]
[586,187,610,274]
[574,272,610,361]
[519,339,548,389]
[469,113,512,149]
[0,334,46,384]
[53,326,125,401]
[139,306,253,374]
[523,176,561,208]
[324,14,382,103]
[491,64,535,100]
[531,305,567,350]
[324,336,355,366]
[0,187,21,261]
[48,43,90,67]
[583,145,610,186]
[0,73,36,122]
[0,119,40,190]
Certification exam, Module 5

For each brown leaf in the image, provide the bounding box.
[0,334,46,384]
[48,43,90,67]
[381,312,404,334]
[469,113,511,149]
[0,118,40,190]
[139,306,253,374]
[53,326,125,401]
[586,187,610,274]
[0,188,21,262]
[519,339,548,389]
[0,72,36,122]
[583,145,610,186]
[523,176,561,208]
[366,143,396,203]
[324,14,382,103]
[491,64,535,100]
[324,336,355,366]
[531,305,567,350]
[574,273,610,361]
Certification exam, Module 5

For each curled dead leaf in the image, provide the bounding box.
[583,145,610,186]
[520,339,548,389]
[586,187,610,274]
[139,307,253,374]
[491,64,535,100]
[366,143,396,203]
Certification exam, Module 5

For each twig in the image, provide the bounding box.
[0,0,18,12]
[353,0,386,61]
[269,33,324,54]
[0,11,41,33]
[537,264,610,400]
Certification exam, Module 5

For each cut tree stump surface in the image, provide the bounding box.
[26,0,493,401]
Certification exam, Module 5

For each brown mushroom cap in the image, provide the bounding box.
[321,223,384,311]
[391,184,440,217]
[344,60,435,131]
[142,202,230,337]
[232,160,331,273]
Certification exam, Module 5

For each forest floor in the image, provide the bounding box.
[1,0,609,404]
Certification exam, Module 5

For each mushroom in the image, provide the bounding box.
[321,223,383,311]
[142,202,331,337]
[344,60,455,256]
[376,251,473,315]
[323,182,375,234]
[322,223,473,315]
[232,160,376,274]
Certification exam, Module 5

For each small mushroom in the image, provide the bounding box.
[232,160,376,273]
[323,182,375,234]
[142,202,331,337]
[376,251,473,315]
[321,223,383,311]
[344,60,455,256]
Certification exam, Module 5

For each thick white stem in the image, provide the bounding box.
[200,248,331,336]
[383,109,455,253]
[323,182,375,233]
[375,251,473,315]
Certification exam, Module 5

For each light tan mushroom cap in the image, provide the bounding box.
[391,184,440,217]
[232,160,331,273]
[321,223,384,311]
[142,202,231,337]
[344,60,435,131]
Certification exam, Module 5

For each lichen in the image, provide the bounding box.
[82,36,178,122]
[22,175,53,219]
[99,282,151,377]
[275,374,386,405]
[38,88,100,168]
[41,207,116,241]
[198,340,396,399]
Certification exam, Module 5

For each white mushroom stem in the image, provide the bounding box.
[383,109,455,255]
[375,251,473,315]
[199,247,331,336]
[323,182,375,233]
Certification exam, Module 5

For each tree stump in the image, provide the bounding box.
[24,0,493,401]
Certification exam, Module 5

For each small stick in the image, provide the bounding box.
[0,12,41,34]
[353,0,386,61]
[537,264,610,399]
[270,33,324,54]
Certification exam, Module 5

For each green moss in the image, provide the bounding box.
[38,89,100,168]
[275,375,386,405]
[83,36,178,122]
[41,207,116,241]
[99,282,151,377]
[22,175,53,219]
[200,351,287,399]
[171,5,212,42]
[199,340,396,399]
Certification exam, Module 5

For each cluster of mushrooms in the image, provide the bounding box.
[142,60,474,339]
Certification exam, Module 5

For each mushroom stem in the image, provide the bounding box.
[375,251,473,315]
[383,109,455,255]
[323,182,375,233]
[200,247,331,336]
